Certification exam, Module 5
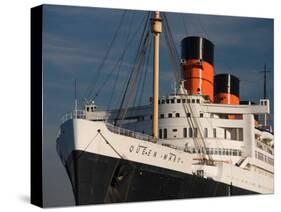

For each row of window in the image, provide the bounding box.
[160,113,181,119]
[138,112,243,121]
[86,106,96,112]
[159,127,243,141]
[255,151,274,165]
[159,128,213,139]
[160,112,204,119]
[159,98,200,105]
[191,148,242,156]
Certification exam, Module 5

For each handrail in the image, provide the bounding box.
[61,110,86,123]
[105,122,156,142]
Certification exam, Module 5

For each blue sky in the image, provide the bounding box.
[42,4,273,206]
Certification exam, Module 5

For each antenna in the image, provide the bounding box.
[74,79,78,112]
[259,64,271,129]
[260,64,271,99]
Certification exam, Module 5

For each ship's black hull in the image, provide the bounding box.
[65,150,257,205]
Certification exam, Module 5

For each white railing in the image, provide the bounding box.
[106,123,156,142]
[61,110,86,123]
[256,140,273,155]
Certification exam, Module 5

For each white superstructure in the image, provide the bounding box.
[57,82,274,194]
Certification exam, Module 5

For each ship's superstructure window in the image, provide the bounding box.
[166,99,170,104]
[86,107,89,112]
[187,113,191,117]
[193,148,243,156]
[172,129,178,132]
[168,113,172,118]
[192,99,195,103]
[159,129,162,139]
[189,128,193,137]
[161,99,165,104]
[224,127,244,141]
[183,128,187,138]
[187,99,191,103]
[204,128,208,138]
[171,99,175,104]
[91,107,94,112]
[255,151,274,165]
[164,129,167,138]
[176,113,180,118]
[200,113,204,118]
[213,128,217,138]
[160,114,164,119]
[182,99,186,103]
[196,99,200,103]
[177,99,181,103]
[194,128,198,137]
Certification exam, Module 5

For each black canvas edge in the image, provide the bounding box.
[31,5,43,208]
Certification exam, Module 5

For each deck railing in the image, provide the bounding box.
[61,110,86,123]
[106,123,156,142]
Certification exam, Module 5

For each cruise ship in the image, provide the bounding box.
[56,11,274,205]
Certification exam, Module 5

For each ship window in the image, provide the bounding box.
[192,99,195,103]
[150,115,152,120]
[91,107,94,112]
[196,99,200,103]
[204,128,208,138]
[164,129,167,139]
[238,128,243,141]
[86,107,89,112]
[189,128,193,137]
[158,100,160,104]
[171,99,175,104]
[183,128,187,138]
[166,99,170,104]
[177,99,181,103]
[159,129,162,139]
[200,113,204,118]
[168,113,172,118]
[226,149,229,156]
[214,148,218,155]
[160,114,164,119]
[176,113,180,118]
[182,99,186,103]
[187,113,191,118]
[172,129,178,132]
[194,128,198,137]
[161,99,165,104]
[187,99,191,103]
[213,128,217,138]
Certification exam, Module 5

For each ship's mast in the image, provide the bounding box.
[151,11,162,140]
[261,64,271,128]
[263,64,269,99]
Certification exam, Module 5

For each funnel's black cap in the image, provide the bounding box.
[181,36,214,65]
[214,74,240,97]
